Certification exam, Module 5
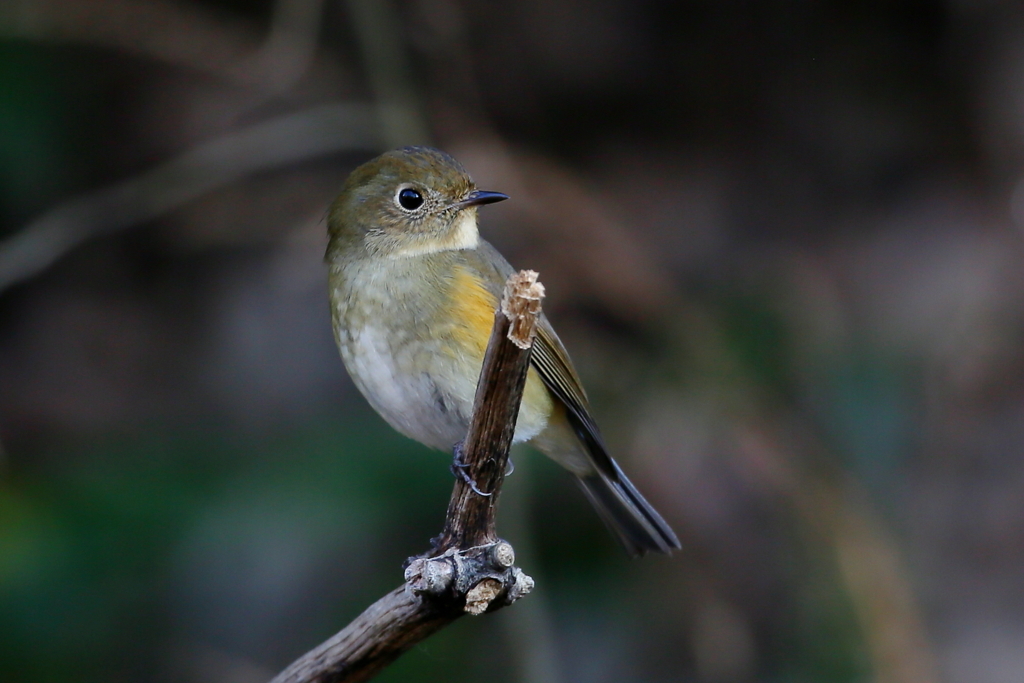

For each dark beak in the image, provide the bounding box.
[458,190,509,207]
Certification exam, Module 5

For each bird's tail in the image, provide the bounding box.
[577,462,680,556]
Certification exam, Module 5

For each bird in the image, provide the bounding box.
[326,146,680,556]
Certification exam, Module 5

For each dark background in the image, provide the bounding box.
[2,1,1023,681]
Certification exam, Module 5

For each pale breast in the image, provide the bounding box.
[330,255,552,453]
[343,321,472,450]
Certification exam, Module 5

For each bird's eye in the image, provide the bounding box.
[397,187,424,211]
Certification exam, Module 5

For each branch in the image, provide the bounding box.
[270,271,545,683]
[0,103,381,295]
[0,0,268,85]
[344,0,432,146]
[1,0,327,92]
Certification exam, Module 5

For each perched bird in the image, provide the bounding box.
[326,147,680,556]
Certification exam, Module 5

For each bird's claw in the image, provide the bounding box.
[451,443,492,497]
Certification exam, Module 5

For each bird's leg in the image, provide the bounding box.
[450,441,492,497]
[505,457,515,477]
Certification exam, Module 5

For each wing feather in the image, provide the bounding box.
[531,320,618,476]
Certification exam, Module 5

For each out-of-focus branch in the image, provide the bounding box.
[245,0,326,92]
[269,271,543,683]
[0,0,265,84]
[1,0,325,91]
[0,103,381,294]
[345,0,431,146]
[735,427,940,683]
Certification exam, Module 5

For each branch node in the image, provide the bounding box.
[404,555,454,596]
[492,541,515,568]
[507,568,535,604]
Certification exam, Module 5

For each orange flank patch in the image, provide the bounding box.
[448,267,498,357]
[447,266,552,418]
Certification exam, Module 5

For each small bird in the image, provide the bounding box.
[326,147,680,556]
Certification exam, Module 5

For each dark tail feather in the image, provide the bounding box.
[577,464,681,557]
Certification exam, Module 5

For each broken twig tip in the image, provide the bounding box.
[500,270,545,349]
[464,578,503,615]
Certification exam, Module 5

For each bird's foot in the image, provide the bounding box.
[450,442,492,497]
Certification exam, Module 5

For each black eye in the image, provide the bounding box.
[398,187,424,210]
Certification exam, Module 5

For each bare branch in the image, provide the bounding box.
[246,0,326,92]
[344,0,432,146]
[0,103,381,294]
[436,270,544,550]
[269,271,544,683]
[0,0,266,84]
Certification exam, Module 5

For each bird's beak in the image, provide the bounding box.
[458,190,509,207]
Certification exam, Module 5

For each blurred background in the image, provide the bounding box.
[1,1,1023,681]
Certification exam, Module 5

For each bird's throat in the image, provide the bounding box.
[391,210,480,258]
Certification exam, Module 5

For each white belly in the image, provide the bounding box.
[342,321,475,450]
